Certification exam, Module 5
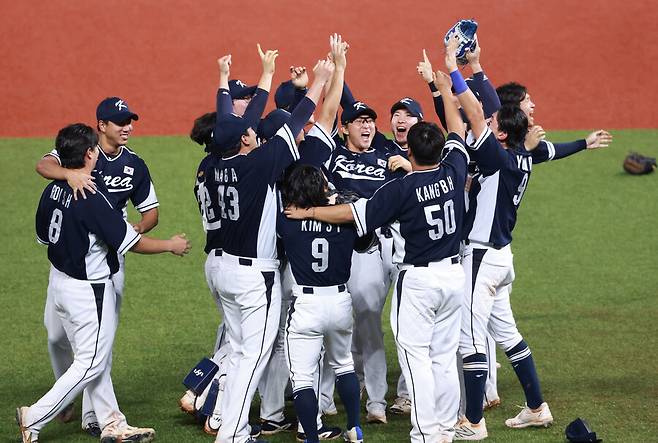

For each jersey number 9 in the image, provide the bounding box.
[311,238,329,273]
[423,199,456,240]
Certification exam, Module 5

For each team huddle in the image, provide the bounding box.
[18,22,612,443]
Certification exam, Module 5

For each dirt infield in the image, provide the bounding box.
[1,0,656,137]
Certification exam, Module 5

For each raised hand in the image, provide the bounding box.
[312,59,335,85]
[330,33,349,70]
[445,35,460,72]
[290,66,308,88]
[417,49,434,83]
[434,70,453,92]
[585,130,613,149]
[217,55,231,76]
[257,43,279,75]
[465,35,481,68]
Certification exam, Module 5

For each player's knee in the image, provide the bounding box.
[498,333,524,353]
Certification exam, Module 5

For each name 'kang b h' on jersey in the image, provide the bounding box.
[350,133,469,265]
[46,146,159,218]
[203,124,300,259]
[35,173,141,280]
[464,127,559,247]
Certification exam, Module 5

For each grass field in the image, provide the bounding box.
[1,130,657,443]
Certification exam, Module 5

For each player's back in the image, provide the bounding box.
[36,175,140,280]
[277,213,357,287]
[204,125,300,259]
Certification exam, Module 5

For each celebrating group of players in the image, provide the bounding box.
[19,26,612,443]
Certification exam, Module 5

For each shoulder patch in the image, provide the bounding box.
[123,166,134,175]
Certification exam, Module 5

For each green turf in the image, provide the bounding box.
[1,130,657,442]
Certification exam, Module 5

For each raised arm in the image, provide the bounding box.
[317,34,348,133]
[446,35,486,139]
[434,71,465,139]
[256,44,278,92]
[216,55,232,116]
[465,37,501,119]
[287,59,334,137]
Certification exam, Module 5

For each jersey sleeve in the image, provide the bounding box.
[242,88,269,130]
[254,123,300,184]
[467,127,509,175]
[467,71,501,118]
[130,158,159,213]
[81,191,142,255]
[441,133,470,170]
[349,179,402,237]
[44,148,61,165]
[299,123,335,167]
[531,139,587,164]
[35,188,51,245]
[216,88,233,116]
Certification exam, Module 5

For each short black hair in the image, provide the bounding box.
[407,122,445,166]
[496,82,528,107]
[190,112,216,151]
[281,163,329,208]
[496,105,528,149]
[56,123,98,169]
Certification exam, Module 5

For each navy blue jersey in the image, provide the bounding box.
[298,123,337,167]
[350,133,469,265]
[47,146,159,218]
[464,128,566,247]
[204,124,300,258]
[194,154,223,254]
[371,131,409,159]
[36,173,141,280]
[277,213,358,286]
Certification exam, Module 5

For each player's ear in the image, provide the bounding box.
[496,130,508,142]
[97,120,106,133]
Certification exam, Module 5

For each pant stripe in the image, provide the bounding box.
[28,283,105,428]
[230,272,274,442]
[469,249,487,355]
[285,297,297,389]
[396,271,426,442]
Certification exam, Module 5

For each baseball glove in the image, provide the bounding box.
[444,19,478,65]
[623,152,657,175]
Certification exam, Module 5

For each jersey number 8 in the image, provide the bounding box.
[423,199,456,240]
[48,208,63,243]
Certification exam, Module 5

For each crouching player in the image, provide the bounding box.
[285,68,469,443]
[278,164,366,443]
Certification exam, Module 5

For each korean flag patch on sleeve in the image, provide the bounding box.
[377,159,387,168]
[123,166,134,175]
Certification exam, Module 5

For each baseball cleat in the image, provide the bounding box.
[178,390,197,415]
[16,407,37,443]
[56,403,75,423]
[454,417,487,440]
[483,397,501,411]
[260,416,295,435]
[100,423,155,443]
[296,425,342,441]
[342,425,363,443]
[389,397,412,415]
[83,421,102,437]
[505,402,553,428]
[366,410,387,424]
[203,414,221,436]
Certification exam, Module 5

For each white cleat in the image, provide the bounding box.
[505,402,553,429]
[389,397,412,415]
[454,417,488,440]
[16,407,37,443]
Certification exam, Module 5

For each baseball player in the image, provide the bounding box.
[35,97,159,436]
[285,70,470,442]
[278,164,364,443]
[444,35,611,439]
[18,123,189,443]
[202,43,334,443]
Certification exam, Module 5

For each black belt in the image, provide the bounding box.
[214,249,253,266]
[464,240,502,250]
[414,256,459,267]
[302,284,346,294]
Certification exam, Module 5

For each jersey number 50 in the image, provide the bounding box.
[423,199,456,240]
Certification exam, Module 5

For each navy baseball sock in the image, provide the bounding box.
[462,353,488,424]
[336,372,361,429]
[293,388,319,442]
[505,339,544,409]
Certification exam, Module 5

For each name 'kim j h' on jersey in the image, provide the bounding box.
[465,127,574,247]
[46,146,159,218]
[36,173,141,281]
[277,213,358,287]
[350,133,469,265]
[201,124,300,258]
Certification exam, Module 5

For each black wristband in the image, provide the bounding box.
[428,81,438,93]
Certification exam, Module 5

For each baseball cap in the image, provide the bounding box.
[341,101,378,125]
[228,79,257,100]
[274,80,299,111]
[96,97,139,123]
[565,418,602,442]
[257,109,291,141]
[390,97,424,120]
[213,113,251,151]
